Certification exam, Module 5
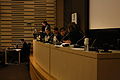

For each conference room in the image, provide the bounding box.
[0,0,120,80]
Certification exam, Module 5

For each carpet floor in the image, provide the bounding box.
[0,64,31,80]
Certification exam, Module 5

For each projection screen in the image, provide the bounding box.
[89,0,120,29]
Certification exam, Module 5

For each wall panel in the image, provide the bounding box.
[0,0,56,48]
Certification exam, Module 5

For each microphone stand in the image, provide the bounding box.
[89,39,98,51]
[76,36,85,44]
[60,32,70,42]
[90,39,96,48]
[74,36,85,48]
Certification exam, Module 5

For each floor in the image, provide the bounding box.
[0,64,31,80]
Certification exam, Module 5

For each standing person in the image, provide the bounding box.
[41,21,51,32]
[20,39,28,54]
[20,39,29,63]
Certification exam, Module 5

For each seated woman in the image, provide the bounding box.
[61,22,84,45]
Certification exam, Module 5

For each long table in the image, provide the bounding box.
[30,40,120,80]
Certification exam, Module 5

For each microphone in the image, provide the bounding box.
[49,33,54,39]
[90,39,96,48]
[60,32,70,42]
[74,36,85,48]
[89,39,98,51]
[78,30,85,37]
[76,36,85,44]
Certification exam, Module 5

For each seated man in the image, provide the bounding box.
[36,30,45,42]
[53,27,61,44]
[44,29,54,43]
[59,27,71,43]
[59,23,84,45]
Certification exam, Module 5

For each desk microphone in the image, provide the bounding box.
[76,36,85,44]
[78,30,85,37]
[90,39,96,48]
[89,39,98,51]
[60,32,70,42]
[74,36,85,48]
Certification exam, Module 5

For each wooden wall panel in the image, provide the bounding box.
[0,0,56,48]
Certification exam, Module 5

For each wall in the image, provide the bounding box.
[56,0,64,28]
[64,0,89,35]
[0,0,56,48]
[89,0,120,29]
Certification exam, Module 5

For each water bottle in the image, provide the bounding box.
[84,38,89,51]
[53,36,57,44]
[45,36,49,42]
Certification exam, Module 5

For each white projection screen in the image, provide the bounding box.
[89,0,120,29]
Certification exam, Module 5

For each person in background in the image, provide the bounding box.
[20,39,29,63]
[41,21,51,32]
[53,27,61,43]
[59,27,70,43]
[20,39,28,53]
[44,28,53,43]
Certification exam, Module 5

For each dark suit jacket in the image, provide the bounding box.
[21,42,29,54]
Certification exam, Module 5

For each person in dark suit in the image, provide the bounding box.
[59,27,70,43]
[44,28,54,43]
[59,23,84,45]
[53,27,61,43]
[20,39,29,53]
[20,39,29,63]
[41,21,51,32]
